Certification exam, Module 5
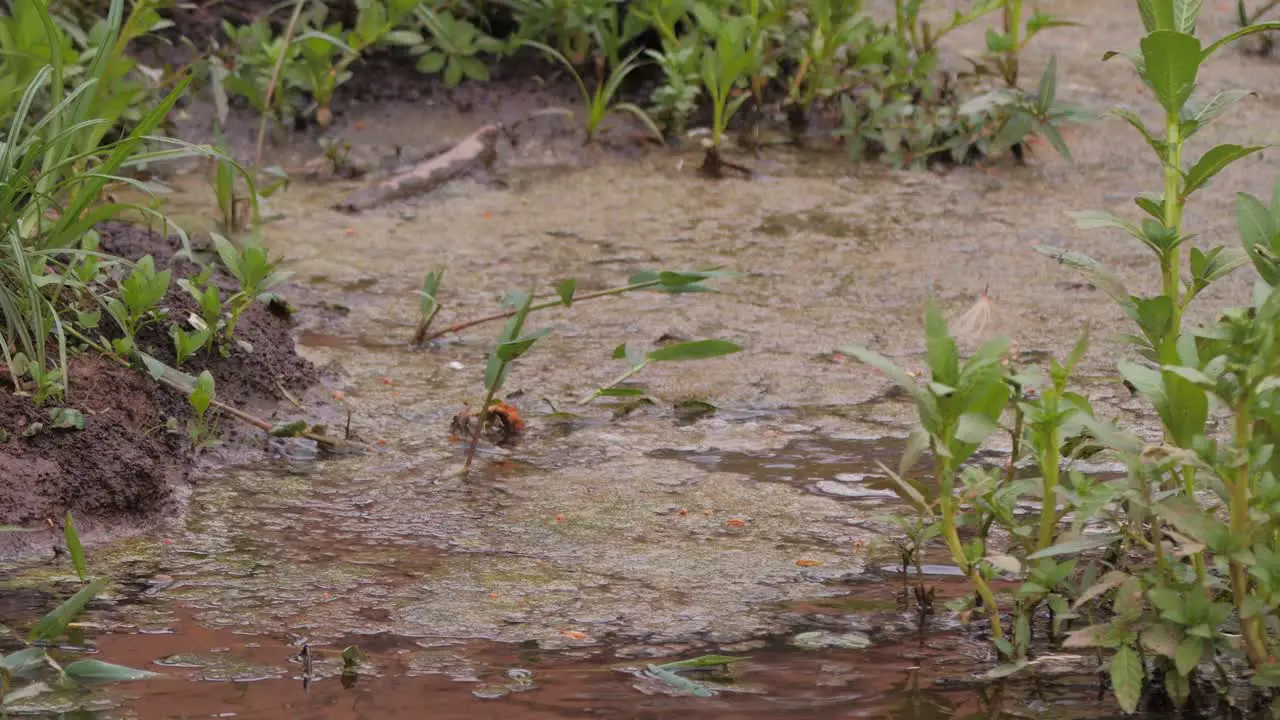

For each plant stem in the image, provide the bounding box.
[577,362,647,405]
[254,0,307,166]
[941,499,1007,651]
[416,279,663,343]
[1036,423,1060,556]
[936,453,1008,651]
[1177,466,1208,584]
[1230,402,1270,667]
[463,376,503,472]
[1162,111,1184,327]
[1003,0,1022,86]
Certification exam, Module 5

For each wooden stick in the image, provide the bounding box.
[335,125,500,212]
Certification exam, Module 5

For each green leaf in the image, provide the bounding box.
[47,408,85,430]
[1034,245,1130,303]
[596,388,647,397]
[1186,90,1254,136]
[1,647,47,675]
[645,663,713,697]
[658,655,747,671]
[875,461,932,514]
[381,30,423,46]
[443,58,463,86]
[64,511,87,582]
[647,339,742,362]
[1183,144,1268,197]
[63,659,159,682]
[955,412,998,445]
[416,51,446,74]
[1036,56,1058,112]
[1173,0,1202,32]
[1238,193,1280,285]
[496,328,552,362]
[923,301,959,386]
[1155,496,1226,549]
[1203,21,1280,59]
[1140,31,1202,114]
[1141,622,1182,657]
[268,420,307,437]
[1074,571,1131,610]
[1027,534,1121,560]
[1161,365,1213,388]
[1114,575,1145,620]
[28,577,109,642]
[1073,210,1146,242]
[189,371,215,418]
[1175,636,1204,676]
[556,278,576,307]
[1111,644,1145,714]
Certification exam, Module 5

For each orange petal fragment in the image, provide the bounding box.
[795,559,823,567]
[561,630,588,640]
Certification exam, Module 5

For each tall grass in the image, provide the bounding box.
[0,0,230,397]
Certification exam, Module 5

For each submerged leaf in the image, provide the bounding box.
[63,659,159,683]
[28,577,109,642]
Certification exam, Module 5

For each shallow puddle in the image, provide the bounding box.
[0,574,1131,720]
[6,1,1280,716]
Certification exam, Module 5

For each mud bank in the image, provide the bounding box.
[0,223,321,557]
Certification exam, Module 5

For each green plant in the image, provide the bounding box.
[837,1,1077,168]
[211,234,290,345]
[0,0,167,141]
[646,44,701,137]
[980,0,1076,88]
[842,302,1014,651]
[412,267,445,344]
[838,1,1280,712]
[221,16,307,129]
[696,14,753,174]
[785,0,871,122]
[0,0,215,398]
[1034,0,1280,697]
[408,7,505,87]
[462,288,548,469]
[503,0,612,64]
[104,255,170,357]
[186,369,217,448]
[524,40,663,145]
[579,339,742,404]
[286,0,420,124]
[0,513,158,707]
[415,268,737,343]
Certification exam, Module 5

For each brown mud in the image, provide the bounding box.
[5,1,1280,718]
[0,222,321,555]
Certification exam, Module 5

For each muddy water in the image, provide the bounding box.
[4,1,1280,717]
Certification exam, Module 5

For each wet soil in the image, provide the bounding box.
[6,1,1280,717]
[0,222,320,555]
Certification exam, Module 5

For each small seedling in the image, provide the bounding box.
[105,254,170,358]
[580,339,742,405]
[697,15,754,176]
[186,369,217,449]
[524,40,663,145]
[409,7,504,87]
[212,233,290,346]
[412,268,445,344]
[463,289,548,470]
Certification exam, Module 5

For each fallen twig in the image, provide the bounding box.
[416,278,664,344]
[334,125,500,212]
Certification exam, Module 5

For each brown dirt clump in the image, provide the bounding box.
[0,221,321,557]
[0,355,184,556]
